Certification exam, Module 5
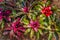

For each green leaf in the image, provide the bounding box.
[18,0,24,3]
[54,32,59,40]
[31,1,44,7]
[38,1,45,7]
[36,32,40,40]
[31,1,45,10]
[48,16,52,25]
[48,32,53,40]
[51,6,57,11]
[30,29,34,38]
[46,1,51,6]
[34,12,38,15]
[29,13,36,20]
[24,29,31,35]
[21,15,29,25]
[39,18,48,26]
[38,29,43,35]
[1,21,4,29]
[32,14,36,20]
[39,15,45,20]
[34,5,42,11]
[56,18,60,28]
[57,8,60,12]
[50,13,56,21]
[12,10,16,17]
[47,0,51,1]
[39,14,46,25]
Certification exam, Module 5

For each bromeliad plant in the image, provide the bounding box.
[0,0,60,40]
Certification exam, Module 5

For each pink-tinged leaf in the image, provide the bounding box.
[17,27,25,32]
[0,11,3,20]
[22,7,29,13]
[12,18,20,27]
[0,15,2,21]
[0,0,4,2]
[10,30,14,40]
[13,27,17,32]
[6,17,11,21]
[34,28,38,32]
[15,36,20,40]
[5,27,12,30]
[29,20,40,32]
[0,8,3,11]
[3,32,9,35]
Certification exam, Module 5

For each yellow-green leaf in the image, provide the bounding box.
[30,29,34,38]
[24,29,31,35]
